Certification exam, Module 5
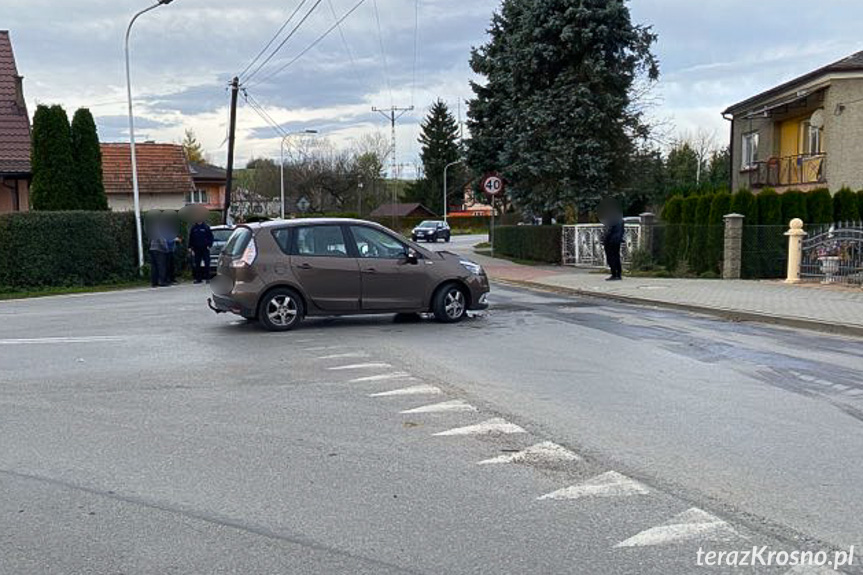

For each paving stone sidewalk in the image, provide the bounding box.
[472,250,863,336]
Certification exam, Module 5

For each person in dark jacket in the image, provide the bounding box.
[188,218,214,284]
[148,226,170,288]
[600,205,625,281]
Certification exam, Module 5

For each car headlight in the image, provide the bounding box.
[459,260,483,275]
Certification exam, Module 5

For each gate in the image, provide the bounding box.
[562,223,641,267]
[800,222,863,285]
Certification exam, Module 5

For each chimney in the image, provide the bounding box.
[13,75,25,111]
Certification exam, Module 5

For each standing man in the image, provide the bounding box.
[188,216,214,284]
[148,221,170,288]
[600,202,625,281]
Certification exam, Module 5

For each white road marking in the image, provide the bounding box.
[328,362,392,371]
[433,418,526,437]
[350,372,415,383]
[614,508,739,548]
[369,385,443,397]
[0,336,125,345]
[480,441,581,465]
[400,400,477,414]
[538,471,646,501]
[300,346,342,352]
[316,352,369,360]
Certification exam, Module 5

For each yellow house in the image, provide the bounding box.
[723,51,863,193]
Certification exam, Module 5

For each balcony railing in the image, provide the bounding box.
[748,154,827,188]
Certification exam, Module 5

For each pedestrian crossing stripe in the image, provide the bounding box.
[369,385,443,397]
[479,441,581,465]
[400,400,478,414]
[433,418,526,437]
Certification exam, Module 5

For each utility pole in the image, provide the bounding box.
[372,106,413,180]
[223,76,239,225]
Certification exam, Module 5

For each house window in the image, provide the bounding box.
[800,121,822,156]
[186,189,209,204]
[742,132,759,170]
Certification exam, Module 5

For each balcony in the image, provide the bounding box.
[748,154,827,189]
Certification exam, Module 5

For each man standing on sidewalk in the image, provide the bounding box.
[188,217,214,284]
[600,202,624,281]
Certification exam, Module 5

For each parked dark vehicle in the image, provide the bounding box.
[208,219,489,331]
[208,225,235,273]
[411,220,451,243]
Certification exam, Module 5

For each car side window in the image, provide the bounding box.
[271,228,292,255]
[293,226,349,258]
[350,226,408,260]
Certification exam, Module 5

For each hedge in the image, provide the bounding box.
[494,225,562,264]
[833,187,860,222]
[807,188,833,224]
[660,196,683,269]
[0,211,138,289]
[706,192,731,274]
[780,189,807,223]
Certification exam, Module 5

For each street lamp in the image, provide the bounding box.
[443,160,463,223]
[126,0,178,274]
[280,130,318,219]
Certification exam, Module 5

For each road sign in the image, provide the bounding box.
[481,173,505,196]
[297,196,311,213]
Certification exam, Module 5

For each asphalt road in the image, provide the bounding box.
[0,237,861,574]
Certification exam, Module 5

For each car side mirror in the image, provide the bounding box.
[405,248,419,265]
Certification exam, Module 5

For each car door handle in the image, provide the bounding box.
[362,267,377,274]
[297,263,313,270]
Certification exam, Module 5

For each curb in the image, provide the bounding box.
[491,277,863,339]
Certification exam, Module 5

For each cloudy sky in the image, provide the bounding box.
[4,0,863,175]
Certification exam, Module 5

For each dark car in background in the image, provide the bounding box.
[209,219,489,331]
[411,220,451,243]
[209,225,235,274]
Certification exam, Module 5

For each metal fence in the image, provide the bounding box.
[741,225,788,280]
[801,222,863,285]
[562,223,641,268]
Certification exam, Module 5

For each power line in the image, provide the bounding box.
[327,0,363,88]
[247,0,370,90]
[371,0,393,106]
[237,0,311,81]
[242,0,326,85]
[243,89,288,138]
[411,0,419,108]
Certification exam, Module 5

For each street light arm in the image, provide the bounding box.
[442,159,464,223]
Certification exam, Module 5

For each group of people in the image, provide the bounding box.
[147,215,215,288]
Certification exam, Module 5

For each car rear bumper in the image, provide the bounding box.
[208,294,255,318]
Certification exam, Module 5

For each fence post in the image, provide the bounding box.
[639,212,655,255]
[784,218,807,284]
[722,213,744,280]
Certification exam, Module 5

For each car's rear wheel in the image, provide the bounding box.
[258,287,304,331]
[432,283,468,323]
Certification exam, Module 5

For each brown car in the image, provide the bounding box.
[208,219,490,331]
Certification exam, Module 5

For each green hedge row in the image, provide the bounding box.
[493,225,562,263]
[0,211,138,289]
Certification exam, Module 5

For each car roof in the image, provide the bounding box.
[244,218,388,230]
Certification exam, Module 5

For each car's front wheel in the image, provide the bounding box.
[258,287,304,331]
[432,283,468,323]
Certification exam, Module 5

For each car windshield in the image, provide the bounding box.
[212,230,233,242]
[418,221,439,228]
[223,227,252,257]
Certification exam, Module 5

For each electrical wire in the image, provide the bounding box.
[327,0,363,88]
[242,0,326,85]
[246,0,370,90]
[371,0,393,106]
[243,89,289,138]
[237,0,310,81]
[411,0,419,108]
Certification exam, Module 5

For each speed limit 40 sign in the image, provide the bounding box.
[481,173,505,196]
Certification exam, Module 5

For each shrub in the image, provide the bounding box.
[807,188,833,224]
[780,189,808,223]
[494,225,561,263]
[660,195,684,270]
[730,189,758,223]
[30,105,76,210]
[833,187,860,223]
[628,248,656,272]
[706,192,732,274]
[0,211,138,289]
[756,188,782,225]
[690,194,713,273]
[751,189,785,279]
[681,195,700,264]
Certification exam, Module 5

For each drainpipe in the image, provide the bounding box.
[722,112,734,192]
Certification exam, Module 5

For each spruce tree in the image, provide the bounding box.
[31,105,76,210]
[467,0,658,221]
[183,129,205,164]
[71,108,108,211]
[409,100,462,214]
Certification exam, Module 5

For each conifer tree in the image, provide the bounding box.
[31,105,76,210]
[71,108,108,211]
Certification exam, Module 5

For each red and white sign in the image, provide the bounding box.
[481,173,505,196]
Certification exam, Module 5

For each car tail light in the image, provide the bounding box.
[232,238,257,268]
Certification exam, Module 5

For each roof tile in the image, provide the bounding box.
[0,31,31,174]
[101,143,195,196]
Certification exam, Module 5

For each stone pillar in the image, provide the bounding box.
[785,218,807,284]
[639,212,655,255]
[722,213,745,280]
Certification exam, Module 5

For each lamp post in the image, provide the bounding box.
[126,0,177,274]
[280,130,318,219]
[443,159,463,223]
